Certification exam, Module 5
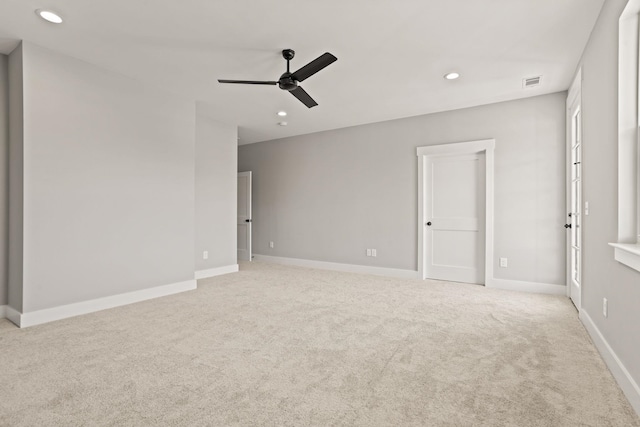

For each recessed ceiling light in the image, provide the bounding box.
[277,111,287,117]
[444,72,460,80]
[277,122,288,126]
[36,9,63,24]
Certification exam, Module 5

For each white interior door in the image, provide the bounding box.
[425,153,486,284]
[237,171,252,262]
[567,95,582,309]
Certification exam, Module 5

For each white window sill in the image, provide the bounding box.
[609,243,640,273]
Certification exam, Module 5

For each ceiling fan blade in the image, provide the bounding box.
[218,79,277,85]
[290,53,337,82]
[290,86,318,108]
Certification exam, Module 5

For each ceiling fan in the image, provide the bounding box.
[218,49,337,108]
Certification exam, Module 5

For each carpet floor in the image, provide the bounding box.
[0,261,638,426]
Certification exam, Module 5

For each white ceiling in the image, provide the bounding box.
[0,0,604,144]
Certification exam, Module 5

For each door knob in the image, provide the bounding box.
[426,221,432,226]
[564,224,571,229]
[245,219,252,223]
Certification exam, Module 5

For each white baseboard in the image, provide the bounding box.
[12,279,197,328]
[195,264,239,280]
[580,309,640,416]
[0,305,6,319]
[486,278,566,295]
[253,254,419,279]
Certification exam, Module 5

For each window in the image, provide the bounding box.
[610,0,640,272]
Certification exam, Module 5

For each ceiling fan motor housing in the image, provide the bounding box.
[278,73,298,91]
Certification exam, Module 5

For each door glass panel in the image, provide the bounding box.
[574,144,581,180]
[576,181,582,249]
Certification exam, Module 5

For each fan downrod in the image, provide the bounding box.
[279,49,298,91]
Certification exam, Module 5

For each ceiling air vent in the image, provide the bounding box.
[523,76,542,89]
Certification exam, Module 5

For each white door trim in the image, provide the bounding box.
[417,139,495,283]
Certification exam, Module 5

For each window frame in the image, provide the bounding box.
[610,0,640,272]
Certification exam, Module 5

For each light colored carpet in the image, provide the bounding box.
[0,261,638,426]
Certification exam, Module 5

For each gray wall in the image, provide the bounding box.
[195,103,237,271]
[19,43,196,312]
[239,92,566,286]
[8,45,23,312]
[0,54,7,307]
[577,0,640,390]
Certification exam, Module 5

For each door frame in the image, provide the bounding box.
[566,68,582,308]
[417,139,495,282]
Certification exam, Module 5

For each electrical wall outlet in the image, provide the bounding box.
[499,257,508,268]
[366,249,372,257]
[371,249,377,257]
[269,241,274,248]
[203,251,208,260]
[603,298,608,318]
